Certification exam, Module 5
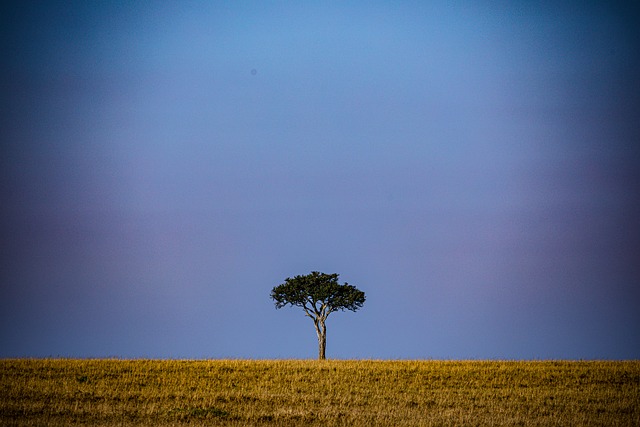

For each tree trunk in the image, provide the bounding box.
[316,319,327,360]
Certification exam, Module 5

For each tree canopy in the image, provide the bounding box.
[271,271,365,314]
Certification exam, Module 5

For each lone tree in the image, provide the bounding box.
[270,271,365,360]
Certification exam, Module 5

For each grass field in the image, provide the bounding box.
[1,359,638,426]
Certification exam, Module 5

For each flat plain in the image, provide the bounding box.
[1,359,638,426]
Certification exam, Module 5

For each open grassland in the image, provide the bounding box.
[1,359,638,426]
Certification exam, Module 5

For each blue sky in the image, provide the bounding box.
[1,1,639,359]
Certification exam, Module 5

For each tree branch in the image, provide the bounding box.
[302,304,318,321]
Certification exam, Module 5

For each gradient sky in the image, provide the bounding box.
[1,1,639,360]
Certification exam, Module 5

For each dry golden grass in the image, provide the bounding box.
[1,359,638,426]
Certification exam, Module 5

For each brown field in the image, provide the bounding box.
[1,359,638,426]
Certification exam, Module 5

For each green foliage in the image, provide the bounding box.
[270,271,365,314]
